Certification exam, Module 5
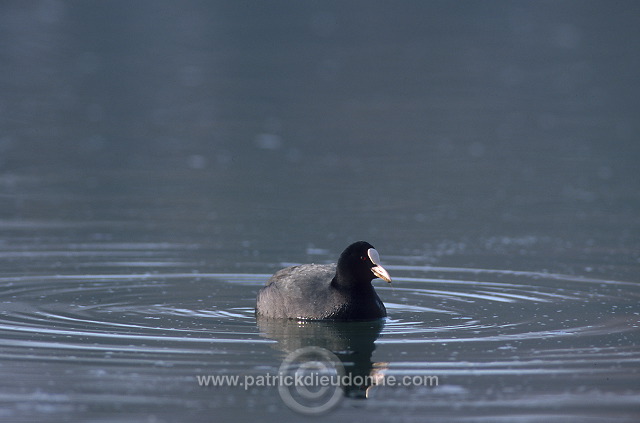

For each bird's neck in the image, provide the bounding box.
[332,273,374,292]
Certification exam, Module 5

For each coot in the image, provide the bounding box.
[256,241,391,320]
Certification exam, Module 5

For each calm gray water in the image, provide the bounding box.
[1,1,639,422]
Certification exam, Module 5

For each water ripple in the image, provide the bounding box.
[0,268,637,369]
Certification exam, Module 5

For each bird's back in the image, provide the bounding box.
[256,264,338,319]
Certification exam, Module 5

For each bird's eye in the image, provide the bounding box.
[360,256,367,261]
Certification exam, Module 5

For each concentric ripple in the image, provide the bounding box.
[1,266,638,419]
[0,267,637,352]
[377,265,639,344]
[0,273,264,365]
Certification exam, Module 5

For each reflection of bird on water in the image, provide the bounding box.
[257,317,388,398]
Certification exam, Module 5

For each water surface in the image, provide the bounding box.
[1,1,639,422]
